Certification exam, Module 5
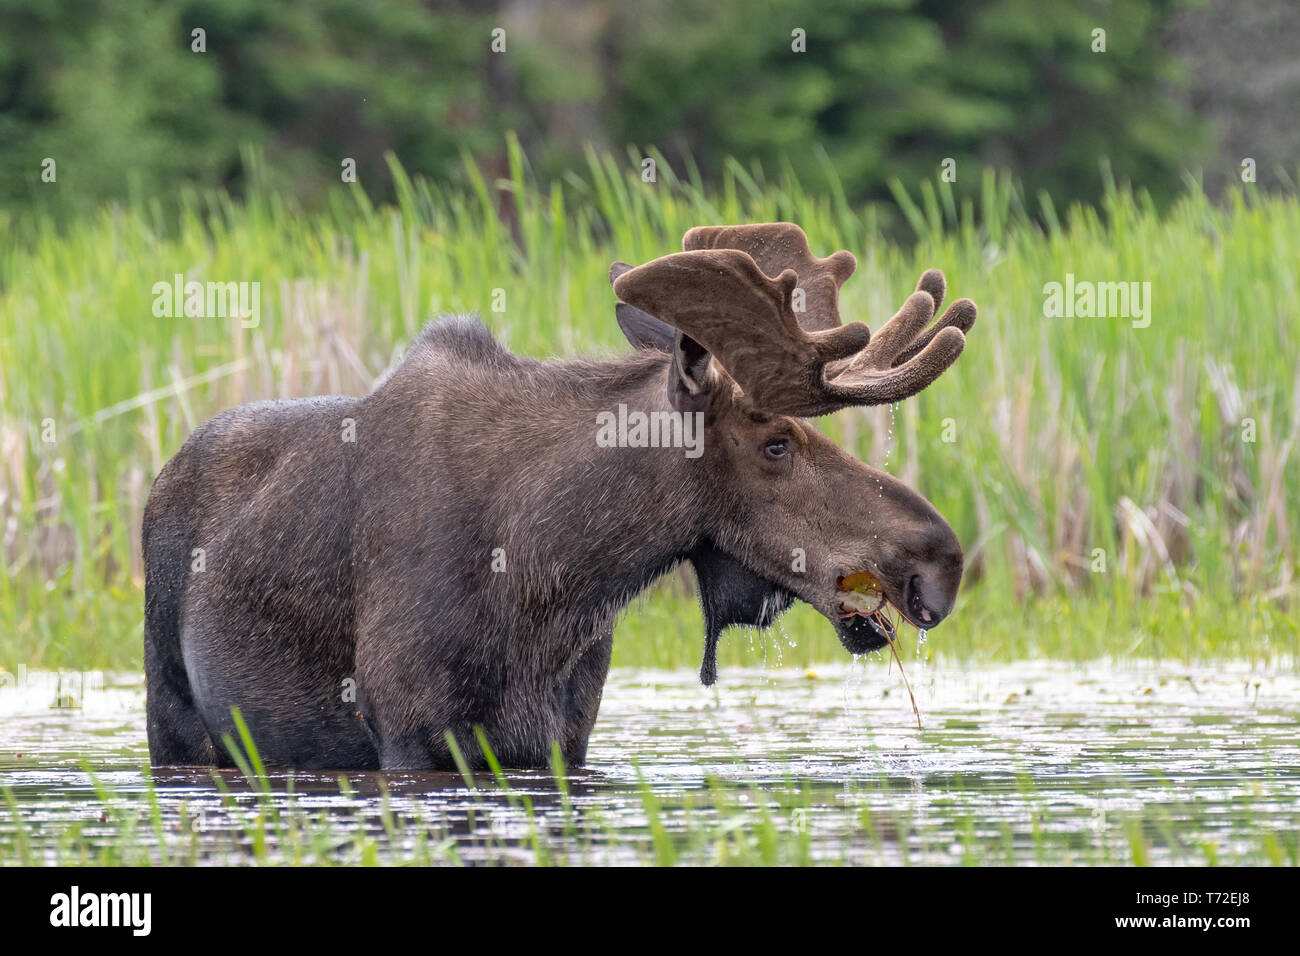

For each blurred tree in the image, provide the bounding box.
[0,0,1204,216]
[607,0,1204,206]
[0,0,503,212]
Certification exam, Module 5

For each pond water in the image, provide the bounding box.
[1,660,1297,865]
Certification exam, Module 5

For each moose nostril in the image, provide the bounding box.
[907,573,947,626]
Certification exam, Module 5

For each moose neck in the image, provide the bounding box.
[507,350,711,635]
[370,328,716,670]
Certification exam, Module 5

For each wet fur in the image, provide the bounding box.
[144,316,790,770]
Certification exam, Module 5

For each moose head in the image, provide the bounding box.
[610,223,976,681]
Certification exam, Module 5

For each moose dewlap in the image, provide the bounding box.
[143,222,975,771]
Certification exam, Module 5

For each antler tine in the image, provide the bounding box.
[893,278,976,366]
[855,269,977,368]
[823,269,977,406]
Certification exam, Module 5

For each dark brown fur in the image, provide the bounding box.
[145,312,963,770]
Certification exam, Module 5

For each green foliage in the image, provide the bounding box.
[0,0,498,214]
[0,0,1204,216]
[612,0,1204,207]
[3,726,1296,865]
[0,146,1295,671]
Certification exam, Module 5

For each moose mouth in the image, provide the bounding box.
[834,571,898,654]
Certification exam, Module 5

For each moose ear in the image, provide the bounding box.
[612,257,720,410]
[616,303,675,352]
[668,332,715,413]
[611,262,675,352]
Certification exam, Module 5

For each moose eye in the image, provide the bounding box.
[763,438,790,460]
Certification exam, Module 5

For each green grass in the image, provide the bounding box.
[4,730,1293,867]
[613,585,1298,671]
[1,141,1297,670]
[6,776,1291,867]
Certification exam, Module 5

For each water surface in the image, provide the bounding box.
[1,660,1296,864]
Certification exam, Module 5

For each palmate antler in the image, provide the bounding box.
[612,223,976,417]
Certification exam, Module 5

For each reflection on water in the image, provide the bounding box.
[1,661,1297,864]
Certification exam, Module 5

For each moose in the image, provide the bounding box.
[143,223,976,770]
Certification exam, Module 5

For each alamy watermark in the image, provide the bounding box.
[1042,273,1152,328]
[152,273,260,328]
[596,404,704,458]
[50,886,151,936]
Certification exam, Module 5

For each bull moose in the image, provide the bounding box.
[143,223,976,770]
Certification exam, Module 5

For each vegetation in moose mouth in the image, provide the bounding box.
[835,571,897,654]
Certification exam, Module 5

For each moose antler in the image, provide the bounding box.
[683,223,857,332]
[611,223,976,417]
